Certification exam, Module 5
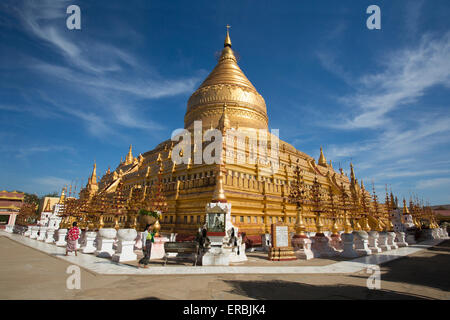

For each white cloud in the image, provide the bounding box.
[33,176,71,189]
[316,51,354,86]
[416,177,450,190]
[341,32,450,129]
[33,62,200,100]
[315,30,450,204]
[374,169,450,179]
[7,0,202,139]
[14,145,76,158]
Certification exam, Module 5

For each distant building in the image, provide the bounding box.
[0,190,24,228]
[38,196,59,216]
[433,207,450,223]
[37,191,65,228]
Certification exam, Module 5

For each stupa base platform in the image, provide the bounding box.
[268,247,296,261]
[311,234,339,258]
[202,247,230,266]
[292,236,314,260]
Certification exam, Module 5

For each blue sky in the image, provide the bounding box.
[0,0,449,204]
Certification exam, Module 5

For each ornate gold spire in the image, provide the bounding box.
[58,187,66,204]
[350,162,356,184]
[224,24,232,47]
[185,27,268,130]
[125,144,133,165]
[91,161,97,185]
[318,146,327,167]
[85,161,98,197]
[403,198,410,214]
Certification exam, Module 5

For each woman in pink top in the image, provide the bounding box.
[66,222,80,256]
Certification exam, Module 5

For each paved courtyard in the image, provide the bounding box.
[0,235,449,299]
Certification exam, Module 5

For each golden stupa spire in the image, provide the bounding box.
[91,161,97,184]
[125,144,133,164]
[185,25,268,130]
[224,24,232,47]
[390,191,395,209]
[58,187,66,204]
[318,146,327,166]
[403,198,410,215]
[350,162,356,184]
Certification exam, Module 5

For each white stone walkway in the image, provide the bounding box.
[0,230,446,275]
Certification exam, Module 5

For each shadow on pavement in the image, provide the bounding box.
[371,240,450,292]
[223,279,430,300]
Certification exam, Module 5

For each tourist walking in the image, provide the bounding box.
[66,222,80,256]
[138,224,155,268]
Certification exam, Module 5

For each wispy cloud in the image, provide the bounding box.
[14,145,76,158]
[374,169,450,179]
[315,30,450,202]
[316,51,354,86]
[33,175,72,189]
[416,177,450,190]
[32,62,200,100]
[339,32,450,129]
[5,0,201,139]
[16,0,132,74]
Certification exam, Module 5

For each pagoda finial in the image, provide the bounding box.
[58,187,66,204]
[125,144,133,164]
[224,24,232,48]
[350,162,356,184]
[403,198,410,215]
[91,161,97,184]
[318,146,327,167]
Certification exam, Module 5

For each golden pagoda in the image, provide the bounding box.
[79,28,376,236]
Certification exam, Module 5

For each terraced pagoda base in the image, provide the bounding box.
[268,247,296,261]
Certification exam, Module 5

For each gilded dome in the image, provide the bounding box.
[184,29,268,130]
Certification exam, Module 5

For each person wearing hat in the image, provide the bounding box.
[138,224,155,268]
